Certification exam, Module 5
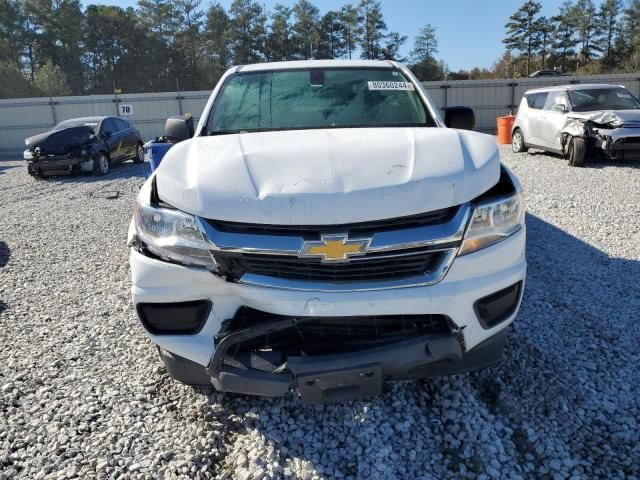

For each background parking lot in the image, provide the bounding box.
[0,148,639,479]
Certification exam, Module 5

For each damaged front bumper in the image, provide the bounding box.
[26,152,92,175]
[562,117,640,160]
[602,129,640,160]
[130,223,526,402]
[207,315,507,402]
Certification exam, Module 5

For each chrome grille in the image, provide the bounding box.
[214,247,448,282]
[198,204,470,290]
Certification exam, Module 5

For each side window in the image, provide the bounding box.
[113,118,129,131]
[525,93,548,109]
[525,94,536,108]
[100,119,117,136]
[543,91,569,112]
[532,92,548,109]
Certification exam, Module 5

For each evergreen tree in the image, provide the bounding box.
[0,61,38,97]
[552,1,578,71]
[24,0,84,92]
[266,4,293,61]
[503,0,543,75]
[174,0,204,83]
[203,2,231,77]
[0,0,26,70]
[598,0,622,70]
[536,16,554,70]
[317,11,346,59]
[382,32,407,61]
[620,0,640,70]
[411,24,438,63]
[357,0,386,59]
[138,0,178,81]
[571,0,602,66]
[33,59,69,95]
[291,0,320,59]
[338,4,360,60]
[229,0,266,64]
[84,5,134,90]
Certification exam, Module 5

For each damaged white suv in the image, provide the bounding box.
[128,60,526,402]
[511,84,640,166]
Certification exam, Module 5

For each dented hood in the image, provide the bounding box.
[568,110,640,127]
[155,128,500,224]
[24,126,95,156]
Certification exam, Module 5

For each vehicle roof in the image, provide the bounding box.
[524,83,626,94]
[236,59,397,72]
[59,116,109,124]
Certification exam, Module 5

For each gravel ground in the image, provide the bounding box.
[0,148,639,480]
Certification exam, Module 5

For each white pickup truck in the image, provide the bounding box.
[128,60,526,403]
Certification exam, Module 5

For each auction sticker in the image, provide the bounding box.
[368,81,415,91]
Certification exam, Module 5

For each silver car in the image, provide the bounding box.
[511,84,640,167]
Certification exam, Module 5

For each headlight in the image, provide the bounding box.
[459,192,525,255]
[23,149,34,160]
[134,200,217,270]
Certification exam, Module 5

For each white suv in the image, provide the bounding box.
[511,84,640,166]
[128,60,526,402]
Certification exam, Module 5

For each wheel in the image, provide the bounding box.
[93,152,110,176]
[511,129,526,153]
[567,137,586,167]
[133,143,145,164]
[157,347,211,386]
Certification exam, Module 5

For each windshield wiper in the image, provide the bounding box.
[207,131,234,136]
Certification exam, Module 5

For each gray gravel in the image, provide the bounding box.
[0,148,639,480]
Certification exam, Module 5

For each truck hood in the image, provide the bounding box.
[155,128,500,224]
[568,110,640,128]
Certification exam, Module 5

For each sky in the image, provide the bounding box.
[83,0,569,71]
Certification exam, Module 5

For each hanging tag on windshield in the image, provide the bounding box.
[368,81,415,91]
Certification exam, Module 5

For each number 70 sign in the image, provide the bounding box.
[119,104,133,116]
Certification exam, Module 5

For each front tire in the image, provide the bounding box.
[512,129,526,153]
[568,137,586,167]
[133,143,145,164]
[93,152,110,176]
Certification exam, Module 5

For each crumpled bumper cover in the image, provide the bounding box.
[27,154,90,175]
[207,319,508,403]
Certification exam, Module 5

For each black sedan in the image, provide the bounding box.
[23,116,144,176]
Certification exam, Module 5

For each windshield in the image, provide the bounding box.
[206,68,434,134]
[568,88,640,112]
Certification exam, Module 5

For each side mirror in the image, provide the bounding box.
[553,104,569,113]
[164,114,194,143]
[444,106,475,130]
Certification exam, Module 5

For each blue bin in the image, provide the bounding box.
[146,142,174,172]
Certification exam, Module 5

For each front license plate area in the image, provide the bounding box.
[296,364,382,403]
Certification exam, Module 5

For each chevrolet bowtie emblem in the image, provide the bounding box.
[299,234,372,263]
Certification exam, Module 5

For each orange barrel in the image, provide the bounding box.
[497,115,516,145]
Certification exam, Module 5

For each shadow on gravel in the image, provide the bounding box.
[468,213,640,476]
[35,160,149,184]
[0,163,18,176]
[193,213,639,478]
[0,242,9,315]
[0,241,9,268]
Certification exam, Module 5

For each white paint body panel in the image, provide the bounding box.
[155,127,500,224]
